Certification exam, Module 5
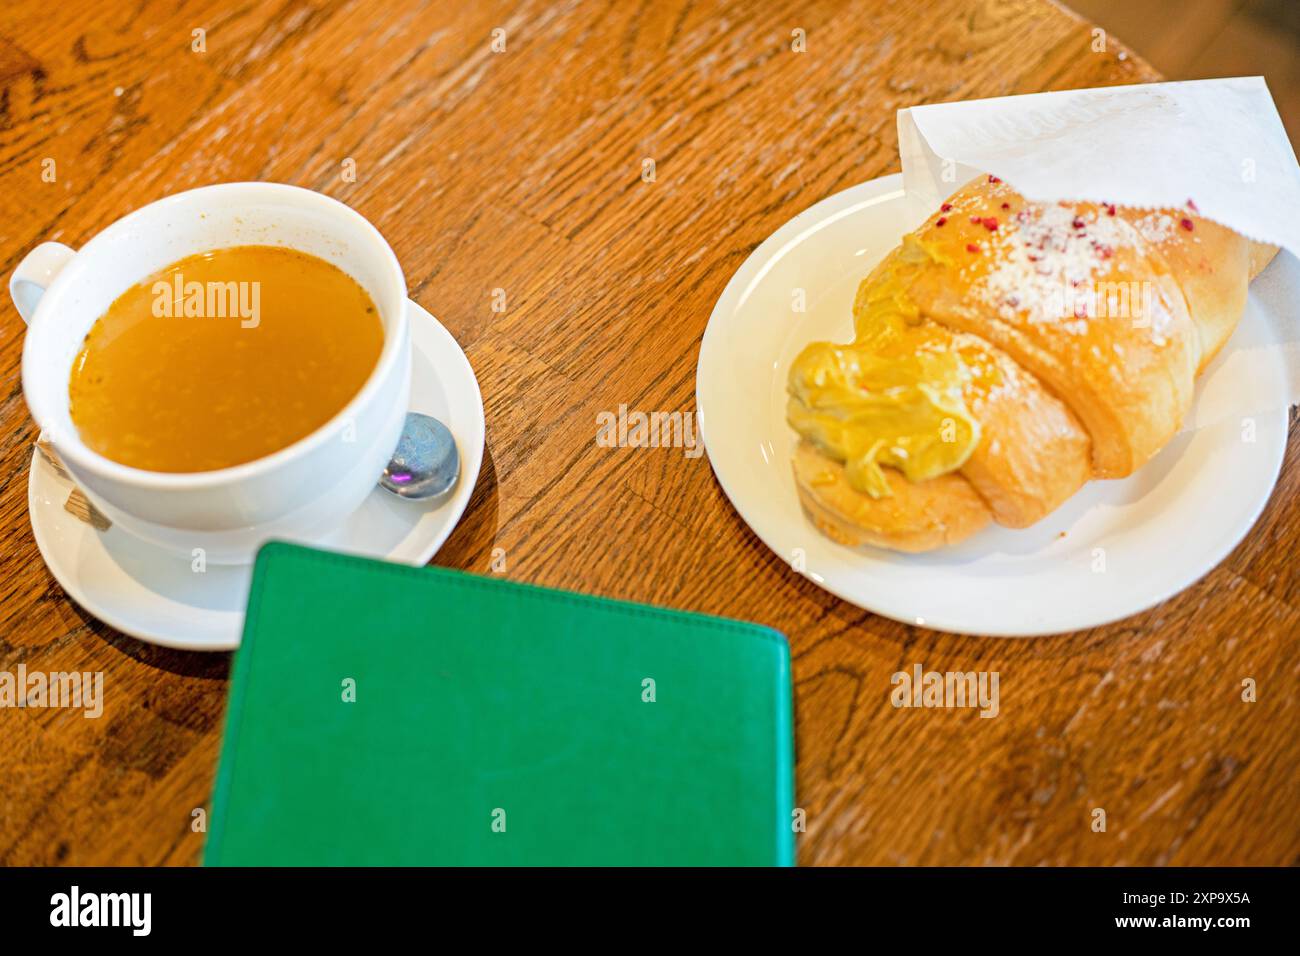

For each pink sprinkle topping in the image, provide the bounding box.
[940,202,953,212]
[1071,216,1086,230]
[1106,204,1116,216]
[982,216,999,231]
[988,175,1001,184]
[1187,198,1199,212]
[935,216,947,227]
[970,215,983,224]
[1180,218,1194,231]
[966,242,981,253]
[1000,202,1010,210]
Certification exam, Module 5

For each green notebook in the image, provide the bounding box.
[205,542,795,866]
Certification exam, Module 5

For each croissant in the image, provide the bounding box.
[787,176,1278,552]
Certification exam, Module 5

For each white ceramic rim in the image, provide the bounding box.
[20,182,408,490]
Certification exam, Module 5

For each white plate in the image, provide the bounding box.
[696,174,1290,636]
[27,300,485,652]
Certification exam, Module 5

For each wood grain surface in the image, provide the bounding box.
[1,0,1296,867]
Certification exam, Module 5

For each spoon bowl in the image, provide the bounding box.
[380,412,460,500]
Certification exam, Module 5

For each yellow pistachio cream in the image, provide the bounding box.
[786,240,981,498]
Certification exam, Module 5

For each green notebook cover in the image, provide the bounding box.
[205,542,795,866]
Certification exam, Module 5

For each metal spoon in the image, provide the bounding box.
[379,412,460,500]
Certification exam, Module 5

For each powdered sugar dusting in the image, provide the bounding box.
[949,330,1029,409]
[1132,211,1176,245]
[974,202,1143,328]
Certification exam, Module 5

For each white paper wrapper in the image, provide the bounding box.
[897,77,1300,423]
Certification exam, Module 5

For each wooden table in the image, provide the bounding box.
[1,0,1296,867]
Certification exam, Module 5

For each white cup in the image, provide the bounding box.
[12,182,411,564]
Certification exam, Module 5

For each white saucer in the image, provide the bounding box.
[28,300,485,652]
[696,174,1291,637]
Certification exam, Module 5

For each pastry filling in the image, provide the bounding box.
[786,238,981,498]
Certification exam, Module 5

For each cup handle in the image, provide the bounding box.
[10,242,75,324]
